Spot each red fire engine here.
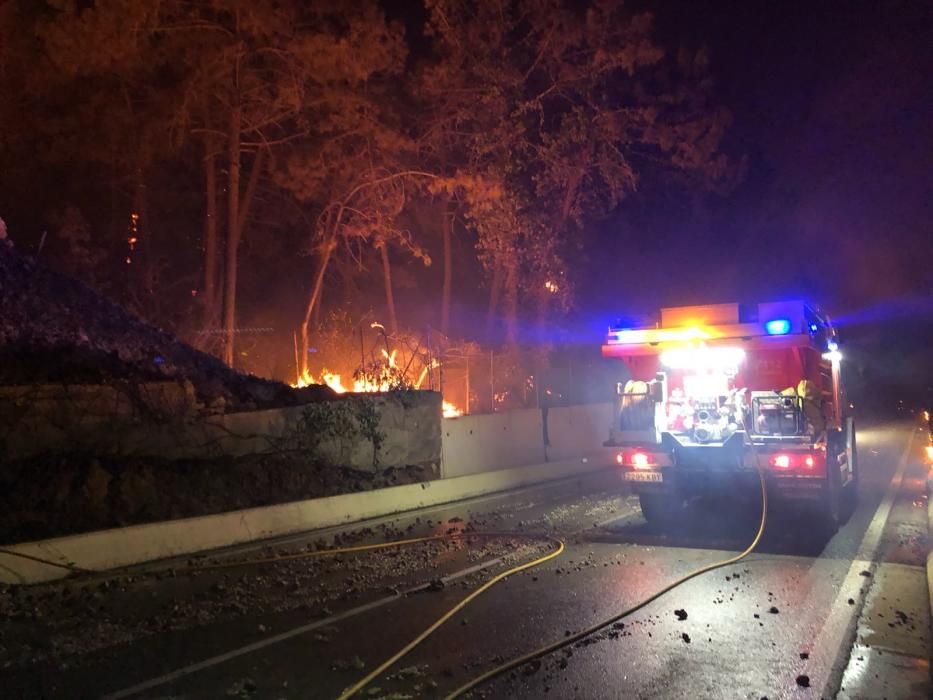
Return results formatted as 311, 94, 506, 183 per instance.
602, 301, 857, 527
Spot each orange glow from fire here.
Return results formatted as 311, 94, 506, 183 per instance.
293, 348, 463, 417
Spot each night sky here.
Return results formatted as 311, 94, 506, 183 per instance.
574, 1, 933, 407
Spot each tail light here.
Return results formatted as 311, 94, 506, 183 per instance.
631, 452, 651, 469
772, 454, 792, 469
617, 451, 654, 468
769, 451, 824, 473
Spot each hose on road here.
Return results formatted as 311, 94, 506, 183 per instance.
2, 467, 766, 700
443, 466, 768, 699
0, 529, 544, 579
336, 535, 565, 700
184, 530, 558, 575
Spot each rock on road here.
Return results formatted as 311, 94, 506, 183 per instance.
1, 423, 929, 699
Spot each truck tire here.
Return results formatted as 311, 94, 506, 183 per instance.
819, 429, 850, 531
822, 466, 842, 532
840, 422, 858, 522
639, 492, 685, 526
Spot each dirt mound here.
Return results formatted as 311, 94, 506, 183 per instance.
0, 243, 333, 412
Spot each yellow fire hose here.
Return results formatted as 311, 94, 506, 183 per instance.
0, 466, 767, 700
335, 536, 565, 700
442, 467, 768, 699
336, 465, 767, 699
0, 530, 540, 578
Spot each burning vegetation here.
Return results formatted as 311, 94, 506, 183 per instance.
294, 337, 463, 418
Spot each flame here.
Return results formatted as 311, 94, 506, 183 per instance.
292, 346, 463, 417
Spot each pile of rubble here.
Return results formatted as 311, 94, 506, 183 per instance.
0, 243, 333, 413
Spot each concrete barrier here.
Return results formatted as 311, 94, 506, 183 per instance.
545, 403, 614, 462
441, 402, 612, 478
0, 451, 616, 584
441, 407, 544, 478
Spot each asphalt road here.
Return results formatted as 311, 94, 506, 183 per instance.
1, 422, 929, 699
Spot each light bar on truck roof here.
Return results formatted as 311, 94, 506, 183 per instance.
765, 318, 792, 335
612, 326, 710, 344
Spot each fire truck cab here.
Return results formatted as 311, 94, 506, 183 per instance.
602, 301, 857, 528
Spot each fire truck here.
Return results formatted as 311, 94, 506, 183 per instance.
602, 301, 857, 528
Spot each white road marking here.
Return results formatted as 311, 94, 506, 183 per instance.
793, 429, 916, 699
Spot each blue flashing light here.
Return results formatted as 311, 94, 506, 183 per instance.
809, 322, 819, 333
827, 340, 839, 351
765, 318, 792, 336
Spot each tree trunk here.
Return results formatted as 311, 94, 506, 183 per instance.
441, 204, 453, 337
202, 136, 219, 333
299, 234, 336, 378
503, 260, 519, 348
312, 278, 323, 329
535, 284, 549, 346
535, 166, 583, 346
380, 242, 399, 336
486, 262, 503, 342
222, 104, 241, 367
238, 146, 264, 235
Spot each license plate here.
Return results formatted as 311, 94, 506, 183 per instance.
624, 471, 663, 482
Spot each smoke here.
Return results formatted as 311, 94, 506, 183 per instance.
831, 294, 933, 327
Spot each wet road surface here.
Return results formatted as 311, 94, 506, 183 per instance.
1, 423, 929, 699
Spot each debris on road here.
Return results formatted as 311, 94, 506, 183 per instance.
522, 659, 542, 675
674, 609, 688, 621
226, 678, 257, 696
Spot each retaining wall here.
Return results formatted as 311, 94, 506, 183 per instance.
0, 384, 440, 474
0, 388, 443, 544
0, 399, 616, 583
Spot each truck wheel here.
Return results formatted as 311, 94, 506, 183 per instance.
822, 470, 842, 532
840, 425, 858, 522
820, 430, 847, 531
639, 492, 685, 526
